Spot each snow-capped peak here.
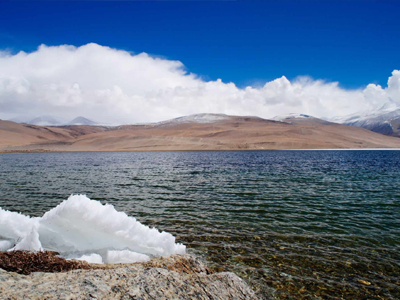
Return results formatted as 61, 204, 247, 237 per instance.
67, 116, 97, 126
378, 100, 398, 112
330, 102, 400, 136
331, 102, 400, 125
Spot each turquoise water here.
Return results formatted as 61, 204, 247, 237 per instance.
0, 150, 399, 299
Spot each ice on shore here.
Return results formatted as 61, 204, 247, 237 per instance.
0, 195, 185, 263
72, 253, 103, 264
105, 250, 150, 264
0, 240, 14, 251
0, 206, 38, 243
65, 249, 150, 264
14, 225, 42, 252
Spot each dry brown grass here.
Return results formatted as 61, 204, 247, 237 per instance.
0, 251, 92, 275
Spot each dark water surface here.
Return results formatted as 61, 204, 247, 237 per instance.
0, 150, 399, 299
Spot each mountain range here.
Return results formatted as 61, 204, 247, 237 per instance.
2, 112, 400, 152
9, 101, 400, 139
9, 116, 98, 127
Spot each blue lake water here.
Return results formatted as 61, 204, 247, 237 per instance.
0, 150, 399, 299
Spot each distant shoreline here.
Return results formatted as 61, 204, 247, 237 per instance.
2, 147, 400, 154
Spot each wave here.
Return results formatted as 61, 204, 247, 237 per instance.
0, 195, 185, 264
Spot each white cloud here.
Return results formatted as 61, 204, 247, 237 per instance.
0, 43, 398, 125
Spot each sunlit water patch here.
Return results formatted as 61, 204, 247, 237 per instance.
0, 150, 399, 299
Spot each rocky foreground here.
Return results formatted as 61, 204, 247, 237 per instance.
0, 252, 259, 300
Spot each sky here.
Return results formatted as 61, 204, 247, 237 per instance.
0, 0, 399, 125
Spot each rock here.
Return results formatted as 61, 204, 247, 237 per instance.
0, 254, 260, 299
357, 279, 372, 286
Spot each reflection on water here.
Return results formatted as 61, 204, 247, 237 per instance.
0, 150, 399, 299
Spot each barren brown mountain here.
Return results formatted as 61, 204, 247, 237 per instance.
1, 114, 400, 152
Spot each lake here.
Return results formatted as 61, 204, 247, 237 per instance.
0, 150, 399, 299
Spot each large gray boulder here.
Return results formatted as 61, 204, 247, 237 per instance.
0, 254, 259, 300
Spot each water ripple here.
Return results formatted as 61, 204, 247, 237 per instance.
0, 150, 400, 299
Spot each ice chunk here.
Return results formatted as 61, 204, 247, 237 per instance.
13, 225, 42, 251
0, 206, 36, 242
74, 253, 103, 264
0, 240, 14, 251
0, 195, 185, 261
105, 250, 150, 264
38, 195, 185, 256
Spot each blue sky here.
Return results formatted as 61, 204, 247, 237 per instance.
0, 1, 399, 124
0, 0, 399, 89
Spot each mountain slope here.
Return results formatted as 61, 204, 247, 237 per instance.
0, 120, 106, 150
331, 103, 400, 137
28, 116, 62, 126
9, 116, 32, 124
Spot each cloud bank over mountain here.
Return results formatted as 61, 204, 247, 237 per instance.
0, 43, 399, 125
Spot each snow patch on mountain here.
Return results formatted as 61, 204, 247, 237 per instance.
155, 113, 231, 126
272, 113, 313, 121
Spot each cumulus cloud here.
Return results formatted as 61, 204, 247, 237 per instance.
0, 43, 398, 125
